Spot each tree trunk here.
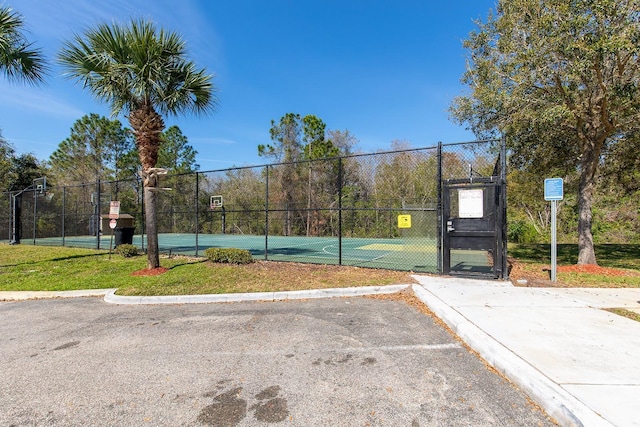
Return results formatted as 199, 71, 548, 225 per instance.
143, 183, 160, 269
129, 104, 165, 269
577, 150, 598, 265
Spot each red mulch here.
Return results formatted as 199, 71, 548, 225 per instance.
131, 267, 169, 276
557, 264, 634, 277
509, 256, 640, 287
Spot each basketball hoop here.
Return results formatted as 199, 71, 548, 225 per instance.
210, 195, 223, 210
33, 177, 47, 196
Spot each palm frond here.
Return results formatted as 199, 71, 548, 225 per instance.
58, 18, 216, 117
0, 6, 47, 85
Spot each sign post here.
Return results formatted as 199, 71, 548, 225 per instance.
544, 178, 563, 282
108, 201, 120, 259
108, 218, 118, 259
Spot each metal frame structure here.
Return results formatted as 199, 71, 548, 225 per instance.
9, 177, 47, 245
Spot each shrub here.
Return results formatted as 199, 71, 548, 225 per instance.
114, 244, 139, 258
507, 219, 540, 244
204, 247, 253, 264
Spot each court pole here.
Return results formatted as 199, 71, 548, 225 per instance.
437, 142, 443, 274
95, 179, 101, 250
264, 165, 269, 261
195, 172, 200, 257
62, 187, 66, 246
338, 158, 343, 265
33, 187, 37, 245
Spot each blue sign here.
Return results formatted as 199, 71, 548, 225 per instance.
544, 178, 564, 201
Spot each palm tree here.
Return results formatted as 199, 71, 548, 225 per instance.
0, 6, 47, 84
59, 19, 216, 269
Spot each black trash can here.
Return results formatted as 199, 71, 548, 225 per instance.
114, 227, 135, 246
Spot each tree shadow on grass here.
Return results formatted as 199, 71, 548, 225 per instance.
1, 252, 109, 268
509, 243, 640, 270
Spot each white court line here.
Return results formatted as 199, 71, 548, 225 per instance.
322, 243, 392, 263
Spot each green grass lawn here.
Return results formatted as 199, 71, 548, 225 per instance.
2, 243, 640, 295
0, 244, 413, 295
508, 243, 640, 270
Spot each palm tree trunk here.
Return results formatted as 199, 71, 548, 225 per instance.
129, 104, 165, 269
143, 183, 160, 269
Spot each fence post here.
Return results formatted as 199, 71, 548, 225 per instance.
437, 141, 443, 274
95, 179, 101, 249
62, 187, 66, 246
32, 187, 37, 245
7, 193, 11, 241
264, 165, 269, 261
338, 157, 343, 265
500, 135, 508, 279
195, 172, 200, 257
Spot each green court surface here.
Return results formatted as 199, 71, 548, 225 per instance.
28, 233, 492, 274
32, 233, 441, 272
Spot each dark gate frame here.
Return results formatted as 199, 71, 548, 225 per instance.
438, 138, 508, 279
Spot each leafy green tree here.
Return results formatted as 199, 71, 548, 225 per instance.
374, 140, 438, 209
59, 19, 216, 269
0, 133, 45, 192
8, 152, 43, 191
0, 133, 13, 192
203, 167, 265, 235
259, 112, 304, 165
450, 0, 640, 264
157, 125, 199, 173
302, 115, 336, 159
49, 114, 132, 185
599, 131, 640, 195
0, 6, 46, 84
259, 113, 341, 236
155, 126, 199, 233
260, 113, 304, 235
301, 115, 339, 236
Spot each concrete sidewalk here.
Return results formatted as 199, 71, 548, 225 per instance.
412, 275, 640, 427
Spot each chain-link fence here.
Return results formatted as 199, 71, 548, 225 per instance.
0, 139, 504, 273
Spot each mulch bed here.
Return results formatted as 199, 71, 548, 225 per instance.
508, 257, 640, 287
557, 264, 638, 277
131, 267, 169, 276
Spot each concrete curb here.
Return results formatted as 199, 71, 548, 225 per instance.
103, 284, 411, 305
411, 283, 612, 427
0, 289, 116, 301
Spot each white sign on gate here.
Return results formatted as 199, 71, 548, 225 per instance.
458, 189, 484, 218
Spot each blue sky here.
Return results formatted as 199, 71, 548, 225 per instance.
0, 0, 496, 171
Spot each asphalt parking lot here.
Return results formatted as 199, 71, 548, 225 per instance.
0, 296, 555, 426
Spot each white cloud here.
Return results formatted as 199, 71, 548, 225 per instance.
0, 85, 85, 119
16, 0, 224, 71
191, 137, 237, 145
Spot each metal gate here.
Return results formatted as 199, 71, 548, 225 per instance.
442, 179, 506, 278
